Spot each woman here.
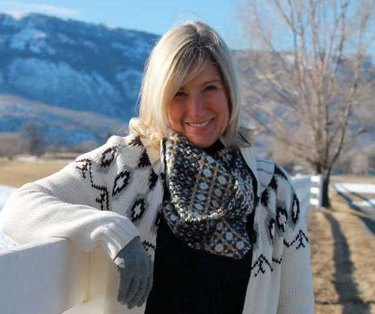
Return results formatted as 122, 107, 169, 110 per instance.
0, 21, 314, 313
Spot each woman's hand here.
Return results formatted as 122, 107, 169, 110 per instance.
114, 237, 153, 309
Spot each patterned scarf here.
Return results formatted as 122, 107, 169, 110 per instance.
162, 134, 255, 259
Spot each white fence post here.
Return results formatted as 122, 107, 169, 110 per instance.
291, 174, 322, 221
310, 175, 322, 210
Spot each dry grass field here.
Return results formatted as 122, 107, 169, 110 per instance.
0, 158, 374, 313
0, 156, 73, 187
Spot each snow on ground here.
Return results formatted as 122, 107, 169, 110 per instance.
0, 185, 17, 212
334, 183, 375, 210
0, 185, 18, 252
352, 200, 375, 208
335, 183, 375, 194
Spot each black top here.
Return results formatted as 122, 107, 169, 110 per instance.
145, 141, 254, 314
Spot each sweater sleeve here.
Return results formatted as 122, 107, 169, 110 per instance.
276, 169, 315, 314
0, 156, 140, 260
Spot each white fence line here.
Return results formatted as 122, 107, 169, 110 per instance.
292, 175, 322, 218
0, 175, 322, 314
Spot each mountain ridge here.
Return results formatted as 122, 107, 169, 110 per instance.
0, 13, 158, 149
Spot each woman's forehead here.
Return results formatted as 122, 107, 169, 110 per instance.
180, 62, 222, 87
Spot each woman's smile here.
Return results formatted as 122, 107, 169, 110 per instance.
185, 119, 212, 128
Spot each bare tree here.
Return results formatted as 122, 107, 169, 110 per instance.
237, 0, 375, 207
21, 122, 46, 157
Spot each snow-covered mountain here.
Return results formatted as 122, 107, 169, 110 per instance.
0, 13, 158, 148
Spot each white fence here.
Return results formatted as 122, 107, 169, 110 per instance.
0, 239, 90, 314
0, 175, 322, 314
291, 175, 322, 220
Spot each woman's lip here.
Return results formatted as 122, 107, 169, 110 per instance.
185, 119, 212, 128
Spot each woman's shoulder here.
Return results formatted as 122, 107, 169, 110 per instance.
255, 157, 291, 183
238, 146, 294, 196
74, 134, 148, 163
255, 157, 296, 202
73, 134, 161, 175
255, 158, 301, 229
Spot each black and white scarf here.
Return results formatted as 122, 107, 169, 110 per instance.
162, 134, 255, 259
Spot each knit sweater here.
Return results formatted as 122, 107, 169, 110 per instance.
0, 134, 314, 314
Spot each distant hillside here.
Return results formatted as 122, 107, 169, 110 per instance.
0, 93, 126, 147
0, 13, 158, 148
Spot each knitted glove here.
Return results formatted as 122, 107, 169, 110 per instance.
114, 236, 153, 309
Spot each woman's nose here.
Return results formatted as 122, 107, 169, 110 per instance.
187, 94, 205, 117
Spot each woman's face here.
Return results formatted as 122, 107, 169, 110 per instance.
167, 62, 230, 148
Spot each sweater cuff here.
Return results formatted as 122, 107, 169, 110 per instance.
91, 217, 140, 260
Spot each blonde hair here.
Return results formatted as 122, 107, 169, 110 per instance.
129, 21, 242, 148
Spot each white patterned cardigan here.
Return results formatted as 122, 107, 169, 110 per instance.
0, 134, 314, 314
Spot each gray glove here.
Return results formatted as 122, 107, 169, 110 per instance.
114, 236, 153, 309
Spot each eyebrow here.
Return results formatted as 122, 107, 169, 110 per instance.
179, 78, 222, 90
202, 79, 222, 85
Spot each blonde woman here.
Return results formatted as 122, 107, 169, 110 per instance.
0, 21, 314, 313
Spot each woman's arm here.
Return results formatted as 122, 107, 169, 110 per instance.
0, 155, 139, 260
276, 170, 315, 313
277, 220, 314, 313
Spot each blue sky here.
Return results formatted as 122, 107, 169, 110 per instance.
0, 0, 247, 49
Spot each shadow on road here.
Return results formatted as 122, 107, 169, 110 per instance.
336, 190, 375, 235
325, 212, 371, 314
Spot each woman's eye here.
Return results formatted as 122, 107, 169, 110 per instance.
174, 91, 187, 97
204, 85, 218, 92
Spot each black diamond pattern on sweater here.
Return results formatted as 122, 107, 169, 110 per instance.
138, 150, 151, 168
101, 147, 117, 168
113, 170, 131, 196
291, 194, 300, 224
130, 198, 146, 222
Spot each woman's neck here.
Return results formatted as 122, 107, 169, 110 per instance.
202, 140, 224, 156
